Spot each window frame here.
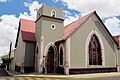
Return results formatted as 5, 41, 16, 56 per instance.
51, 10, 56, 17
88, 34, 102, 65
51, 24, 56, 29
59, 44, 64, 67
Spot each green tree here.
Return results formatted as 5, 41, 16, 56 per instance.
2, 55, 9, 64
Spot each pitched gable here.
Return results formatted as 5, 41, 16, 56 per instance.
20, 19, 36, 42
57, 11, 94, 41
94, 12, 119, 46
15, 19, 35, 48
57, 11, 119, 46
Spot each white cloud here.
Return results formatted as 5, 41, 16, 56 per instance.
0, 0, 120, 57
53, 0, 59, 3
0, 0, 11, 2
105, 17, 120, 36
64, 15, 79, 26
56, 0, 120, 36
0, 0, 7, 2
0, 15, 19, 56
0, 47, 9, 57
63, 10, 72, 18
0, 1, 42, 57
20, 1, 42, 21
63, 10, 80, 26
24, 2, 30, 7
59, 0, 120, 18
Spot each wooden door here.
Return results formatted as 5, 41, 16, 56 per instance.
47, 47, 54, 73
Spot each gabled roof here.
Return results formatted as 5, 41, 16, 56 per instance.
57, 11, 119, 46
15, 19, 35, 47
15, 11, 119, 47
57, 11, 94, 41
20, 19, 35, 42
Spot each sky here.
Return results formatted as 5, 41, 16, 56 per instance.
0, 0, 120, 57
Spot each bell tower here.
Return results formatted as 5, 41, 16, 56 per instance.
35, 4, 64, 73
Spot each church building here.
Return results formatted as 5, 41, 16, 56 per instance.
11, 4, 120, 75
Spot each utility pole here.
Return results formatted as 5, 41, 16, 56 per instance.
7, 42, 12, 71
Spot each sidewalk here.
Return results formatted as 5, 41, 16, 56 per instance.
8, 70, 120, 79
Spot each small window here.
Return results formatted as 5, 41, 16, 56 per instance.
51, 10, 56, 17
37, 26, 39, 30
51, 24, 56, 29
38, 12, 41, 16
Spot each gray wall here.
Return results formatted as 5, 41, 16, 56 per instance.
14, 31, 26, 67
35, 17, 42, 42
25, 42, 36, 67
118, 49, 120, 71
42, 17, 63, 49
37, 4, 63, 19
35, 4, 64, 73
70, 13, 116, 68
36, 4, 64, 48
36, 4, 64, 55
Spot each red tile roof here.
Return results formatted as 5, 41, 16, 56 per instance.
58, 11, 94, 41
16, 11, 119, 47
20, 19, 35, 42
56, 11, 119, 46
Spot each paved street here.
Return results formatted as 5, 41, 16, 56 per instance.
0, 76, 120, 80
77, 76, 120, 80
0, 68, 10, 76
0, 70, 120, 80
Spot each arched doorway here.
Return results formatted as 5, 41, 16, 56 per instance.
89, 34, 102, 65
46, 46, 55, 73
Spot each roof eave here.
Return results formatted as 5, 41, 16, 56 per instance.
94, 12, 119, 46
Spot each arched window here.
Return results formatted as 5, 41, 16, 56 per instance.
51, 10, 56, 17
60, 47, 63, 65
89, 34, 102, 65
36, 47, 38, 53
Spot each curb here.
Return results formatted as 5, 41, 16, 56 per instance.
70, 73, 120, 79
4, 68, 13, 76
15, 75, 68, 79
15, 73, 120, 79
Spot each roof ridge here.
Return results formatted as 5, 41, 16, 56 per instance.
64, 11, 95, 28
20, 18, 35, 22
66, 12, 93, 39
